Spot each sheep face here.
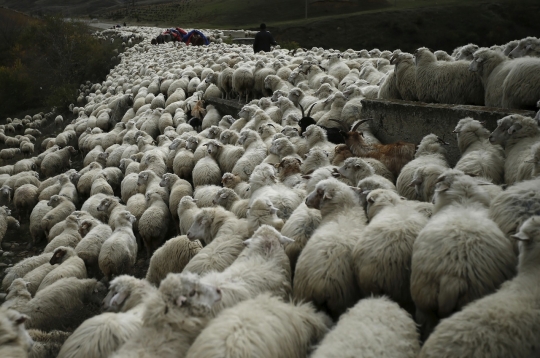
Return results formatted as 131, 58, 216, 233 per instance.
206, 140, 222, 156
277, 157, 302, 175
186, 211, 212, 244
244, 225, 293, 253
47, 195, 66, 207
97, 197, 114, 212
221, 173, 240, 188
512, 216, 540, 259
213, 188, 236, 207
365, 189, 401, 221
432, 170, 490, 212
0, 186, 13, 201
186, 137, 199, 152
207, 126, 222, 140
179, 196, 198, 210
338, 158, 374, 182
247, 198, 279, 218
160, 273, 221, 317
50, 247, 71, 265
489, 115, 537, 146
0, 308, 33, 352
102, 275, 134, 312
78, 220, 94, 237
137, 172, 150, 186
115, 210, 136, 227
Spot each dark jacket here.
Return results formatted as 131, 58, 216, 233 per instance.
253, 30, 277, 53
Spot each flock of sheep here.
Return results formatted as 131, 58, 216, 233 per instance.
0, 25, 540, 358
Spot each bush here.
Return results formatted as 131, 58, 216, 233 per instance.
0, 14, 121, 119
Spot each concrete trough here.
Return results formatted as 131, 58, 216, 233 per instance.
360, 99, 536, 166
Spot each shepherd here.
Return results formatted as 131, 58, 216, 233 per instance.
253, 23, 277, 53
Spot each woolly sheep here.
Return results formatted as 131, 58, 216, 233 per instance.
184, 206, 249, 274
419, 215, 540, 358
40, 146, 77, 178
231, 129, 267, 180
294, 178, 366, 319
396, 134, 449, 200
112, 272, 222, 358
411, 172, 517, 340
311, 297, 420, 358
489, 114, 540, 185
146, 235, 202, 286
500, 56, 540, 109
27, 329, 71, 358
415, 47, 484, 105
353, 189, 428, 312
453, 117, 505, 184
43, 213, 82, 253
159, 173, 193, 232
37, 246, 87, 293
75, 218, 112, 274
41, 195, 76, 238
213, 187, 249, 218
186, 294, 330, 358
489, 177, 540, 238
139, 191, 171, 257
98, 211, 138, 282
221, 172, 250, 199
192, 151, 222, 188
2, 253, 53, 291
20, 277, 107, 331
0, 307, 33, 358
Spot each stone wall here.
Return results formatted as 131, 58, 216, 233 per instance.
360, 99, 536, 166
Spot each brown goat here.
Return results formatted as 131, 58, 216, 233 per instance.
333, 119, 416, 177
332, 144, 354, 166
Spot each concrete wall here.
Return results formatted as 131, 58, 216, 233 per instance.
360, 99, 536, 166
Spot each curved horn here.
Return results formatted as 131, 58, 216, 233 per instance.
299, 103, 305, 118
306, 102, 317, 118
329, 119, 348, 132
351, 118, 371, 132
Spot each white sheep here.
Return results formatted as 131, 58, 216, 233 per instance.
294, 178, 366, 319
98, 211, 138, 282
185, 294, 330, 358
0, 307, 33, 358
419, 215, 540, 358
489, 177, 540, 238
311, 297, 420, 358
353, 189, 428, 312
453, 117, 505, 184
396, 134, 449, 200
411, 171, 517, 340
184, 206, 249, 274
112, 272, 222, 358
232, 65, 254, 103
415, 47, 484, 105
20, 277, 107, 331
146, 235, 202, 286
58, 276, 155, 358
37, 246, 87, 293
489, 114, 540, 185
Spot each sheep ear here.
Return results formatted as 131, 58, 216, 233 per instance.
435, 183, 450, 192
220, 194, 227, 199
508, 123, 522, 134
243, 238, 253, 246
110, 290, 129, 307
323, 192, 333, 200
279, 236, 295, 245
511, 232, 530, 241
176, 295, 187, 306
409, 177, 422, 187
14, 313, 28, 325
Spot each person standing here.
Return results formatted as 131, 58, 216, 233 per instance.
253, 23, 277, 53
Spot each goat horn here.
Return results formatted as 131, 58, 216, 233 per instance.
351, 118, 371, 132
299, 103, 305, 118
306, 102, 317, 117
329, 119, 348, 132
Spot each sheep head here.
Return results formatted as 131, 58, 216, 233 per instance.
243, 225, 292, 255
50, 246, 74, 265
365, 189, 402, 221
338, 157, 374, 182
489, 114, 540, 146
159, 272, 221, 317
